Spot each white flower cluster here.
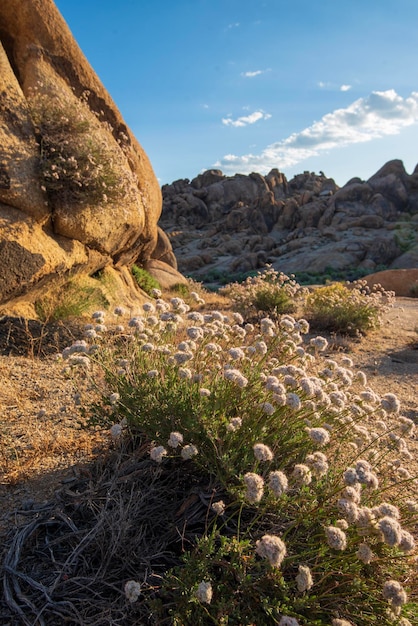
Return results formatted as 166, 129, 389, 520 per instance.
255, 534, 287, 568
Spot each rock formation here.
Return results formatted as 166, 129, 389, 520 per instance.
159, 160, 418, 290
0, 0, 181, 315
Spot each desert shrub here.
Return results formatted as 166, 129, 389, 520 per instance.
131, 265, 161, 296
45, 300, 416, 625
220, 265, 305, 317
28, 88, 133, 205
305, 281, 395, 336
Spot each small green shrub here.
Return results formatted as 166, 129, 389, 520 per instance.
169, 282, 190, 297
305, 281, 394, 336
131, 265, 161, 296
220, 265, 304, 317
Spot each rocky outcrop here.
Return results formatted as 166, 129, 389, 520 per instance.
159, 160, 418, 285
0, 0, 175, 314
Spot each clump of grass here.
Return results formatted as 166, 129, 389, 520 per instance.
220, 265, 305, 317
34, 277, 109, 322
28, 87, 133, 206
131, 265, 161, 296
305, 281, 395, 336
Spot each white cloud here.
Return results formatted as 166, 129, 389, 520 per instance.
215, 90, 418, 173
226, 22, 240, 29
222, 110, 272, 128
340, 84, 352, 91
241, 69, 271, 78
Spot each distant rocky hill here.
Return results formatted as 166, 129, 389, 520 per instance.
159, 160, 418, 286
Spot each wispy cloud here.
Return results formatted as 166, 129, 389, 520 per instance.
241, 68, 271, 78
226, 22, 240, 30
222, 110, 272, 128
215, 90, 418, 173
340, 84, 352, 91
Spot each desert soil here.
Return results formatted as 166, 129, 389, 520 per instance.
0, 298, 417, 542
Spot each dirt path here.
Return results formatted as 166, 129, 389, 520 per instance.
348, 297, 418, 422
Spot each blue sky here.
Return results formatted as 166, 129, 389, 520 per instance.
55, 0, 418, 186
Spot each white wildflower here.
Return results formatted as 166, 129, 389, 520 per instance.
292, 464, 312, 486
253, 443, 274, 462
211, 500, 226, 515
168, 432, 183, 448
255, 340, 268, 355
325, 526, 347, 551
150, 445, 167, 463
378, 516, 402, 546
187, 326, 204, 340
295, 564, 314, 592
268, 470, 288, 497
337, 499, 359, 523
399, 529, 415, 553
305, 451, 329, 478
232, 312, 244, 324
110, 423, 123, 438
374, 503, 400, 519
243, 472, 264, 503
178, 367, 192, 379
381, 393, 400, 414
181, 444, 198, 460
228, 347, 245, 360
306, 427, 330, 446
356, 542, 373, 564
279, 617, 300, 626
124, 580, 141, 603
286, 393, 301, 410
382, 579, 407, 607
199, 387, 211, 397
255, 534, 287, 567
109, 392, 120, 404
310, 336, 328, 351
335, 519, 349, 530
196, 581, 213, 604
260, 402, 275, 415
226, 416, 242, 432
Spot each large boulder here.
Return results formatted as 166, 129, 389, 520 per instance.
0, 0, 176, 314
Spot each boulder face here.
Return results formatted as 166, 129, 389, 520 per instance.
0, 0, 175, 313
159, 160, 418, 287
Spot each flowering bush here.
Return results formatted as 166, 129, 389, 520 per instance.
305, 281, 395, 336
29, 87, 133, 205
220, 265, 305, 317
60, 295, 418, 625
